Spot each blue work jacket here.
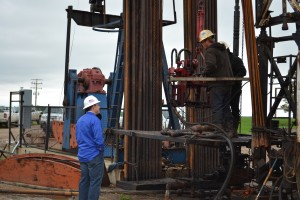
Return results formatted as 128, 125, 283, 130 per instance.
76, 112, 104, 162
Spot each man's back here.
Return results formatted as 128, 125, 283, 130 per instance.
228, 51, 246, 78
204, 42, 234, 87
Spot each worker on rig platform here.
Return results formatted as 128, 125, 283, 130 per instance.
199, 29, 236, 138
219, 41, 247, 135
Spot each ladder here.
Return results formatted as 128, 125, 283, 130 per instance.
107, 29, 125, 128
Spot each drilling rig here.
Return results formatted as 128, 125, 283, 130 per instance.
1, 1, 300, 199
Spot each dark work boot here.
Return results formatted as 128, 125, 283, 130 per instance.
213, 124, 224, 134
224, 121, 238, 138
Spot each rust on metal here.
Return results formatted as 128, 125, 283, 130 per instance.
0, 153, 111, 189
241, 0, 268, 148
52, 121, 77, 148
70, 123, 77, 148
0, 153, 80, 189
52, 121, 64, 145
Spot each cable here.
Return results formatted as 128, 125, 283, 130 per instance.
269, 175, 283, 200
92, 20, 121, 33
162, 121, 236, 199
283, 144, 297, 184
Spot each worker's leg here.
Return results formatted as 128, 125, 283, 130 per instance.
223, 86, 236, 137
79, 162, 90, 200
230, 83, 242, 131
210, 86, 225, 126
88, 153, 104, 200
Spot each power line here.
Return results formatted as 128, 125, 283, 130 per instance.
31, 79, 43, 106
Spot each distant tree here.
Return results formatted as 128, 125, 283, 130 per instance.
280, 98, 290, 113
280, 79, 296, 113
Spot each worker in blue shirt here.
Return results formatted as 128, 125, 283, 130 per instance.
76, 95, 104, 200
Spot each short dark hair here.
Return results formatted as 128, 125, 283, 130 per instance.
85, 104, 93, 112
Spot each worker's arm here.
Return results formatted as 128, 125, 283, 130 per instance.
92, 117, 104, 151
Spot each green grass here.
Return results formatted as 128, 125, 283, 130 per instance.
239, 116, 252, 134
238, 116, 295, 134
119, 194, 131, 200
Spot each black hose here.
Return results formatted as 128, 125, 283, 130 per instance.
190, 122, 235, 200
177, 49, 192, 65
171, 48, 178, 67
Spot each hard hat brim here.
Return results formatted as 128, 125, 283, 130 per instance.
83, 100, 100, 110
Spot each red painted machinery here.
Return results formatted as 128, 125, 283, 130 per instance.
77, 67, 106, 93
168, 48, 206, 107
168, 0, 207, 108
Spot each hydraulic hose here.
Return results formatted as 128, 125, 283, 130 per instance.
177, 48, 192, 65
187, 122, 236, 200
171, 48, 178, 67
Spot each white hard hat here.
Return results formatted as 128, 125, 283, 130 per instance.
218, 41, 229, 49
199, 29, 215, 43
83, 95, 100, 109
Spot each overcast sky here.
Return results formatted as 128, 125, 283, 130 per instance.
0, 0, 297, 116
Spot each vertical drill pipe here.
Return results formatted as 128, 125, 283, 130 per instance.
204, 0, 218, 38
233, 0, 240, 56
123, 0, 130, 180
124, 0, 162, 181
241, 0, 268, 148
184, 0, 217, 178
297, 52, 300, 142
131, 135, 136, 180
183, 0, 198, 125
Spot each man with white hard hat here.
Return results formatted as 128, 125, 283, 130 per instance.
76, 95, 104, 200
199, 30, 235, 138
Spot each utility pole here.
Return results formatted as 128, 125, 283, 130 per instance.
31, 79, 43, 106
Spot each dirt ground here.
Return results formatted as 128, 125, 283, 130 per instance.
0, 183, 169, 200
